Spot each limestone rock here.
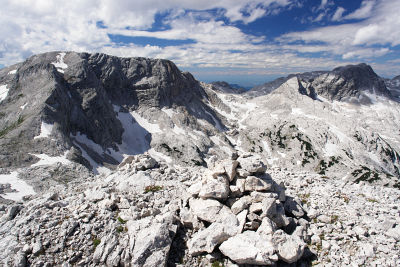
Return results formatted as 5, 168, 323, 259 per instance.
219, 231, 277, 265
199, 174, 230, 200
272, 230, 305, 263
284, 197, 305, 218
238, 156, 267, 175
244, 176, 272, 192
231, 196, 252, 215
188, 222, 236, 255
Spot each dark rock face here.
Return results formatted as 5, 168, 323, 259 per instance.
385, 75, 400, 100
247, 63, 391, 102
0, 52, 218, 169
312, 63, 390, 101
210, 81, 246, 94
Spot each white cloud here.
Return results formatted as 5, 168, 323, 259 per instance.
331, 7, 346, 21
343, 0, 376, 20
318, 0, 329, 10
279, 0, 400, 57
0, 0, 291, 65
0, 0, 398, 80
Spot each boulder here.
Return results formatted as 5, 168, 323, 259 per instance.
244, 176, 272, 192
189, 198, 223, 222
257, 217, 277, 237
199, 175, 230, 200
272, 230, 305, 263
189, 198, 238, 226
284, 197, 305, 218
219, 231, 277, 265
188, 222, 237, 255
237, 156, 267, 175
231, 196, 252, 215
222, 160, 239, 181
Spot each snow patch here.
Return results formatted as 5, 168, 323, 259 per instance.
0, 84, 9, 102
71, 135, 111, 175
34, 121, 54, 139
51, 52, 68, 73
130, 111, 161, 134
204, 109, 224, 131
148, 148, 172, 164
8, 69, 17, 75
324, 143, 338, 157
0, 171, 35, 201
277, 151, 286, 158
115, 108, 151, 156
31, 151, 72, 167
20, 103, 27, 110
163, 108, 176, 118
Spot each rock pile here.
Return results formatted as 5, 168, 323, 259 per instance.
182, 154, 309, 265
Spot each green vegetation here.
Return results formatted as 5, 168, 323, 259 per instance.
211, 261, 225, 267
331, 215, 339, 223
317, 156, 341, 175
116, 225, 127, 233
117, 217, 127, 224
367, 198, 378, 203
0, 115, 24, 138
144, 185, 163, 193
352, 166, 381, 183
299, 193, 310, 205
93, 238, 101, 248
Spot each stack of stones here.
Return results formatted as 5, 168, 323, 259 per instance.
181, 154, 309, 265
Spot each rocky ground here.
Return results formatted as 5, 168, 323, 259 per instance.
0, 153, 312, 267
270, 168, 400, 266
1, 153, 398, 266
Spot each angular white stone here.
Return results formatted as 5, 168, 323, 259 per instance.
244, 176, 272, 192
272, 230, 305, 263
188, 222, 237, 255
237, 156, 267, 175
219, 231, 277, 265
199, 174, 230, 200
231, 196, 252, 215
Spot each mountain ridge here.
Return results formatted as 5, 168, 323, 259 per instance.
0, 52, 400, 266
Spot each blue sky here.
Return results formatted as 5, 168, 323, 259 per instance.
1, 0, 400, 87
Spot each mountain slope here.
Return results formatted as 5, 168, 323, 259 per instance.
0, 52, 400, 266
0, 52, 232, 176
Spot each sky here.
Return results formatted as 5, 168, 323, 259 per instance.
0, 0, 400, 87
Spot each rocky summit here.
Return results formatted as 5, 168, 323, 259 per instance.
0, 52, 400, 266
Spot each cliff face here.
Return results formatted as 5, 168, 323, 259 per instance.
0, 52, 224, 171
247, 63, 392, 102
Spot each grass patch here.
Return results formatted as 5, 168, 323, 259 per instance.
367, 198, 378, 203
211, 261, 225, 267
299, 193, 310, 205
116, 225, 127, 233
0, 115, 24, 138
117, 217, 127, 224
144, 185, 163, 193
93, 238, 101, 248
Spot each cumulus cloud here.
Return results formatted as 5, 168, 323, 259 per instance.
279, 0, 400, 60
0, 0, 398, 79
0, 0, 291, 65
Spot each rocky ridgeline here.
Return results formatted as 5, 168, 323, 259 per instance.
179, 154, 310, 266
0, 153, 313, 266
